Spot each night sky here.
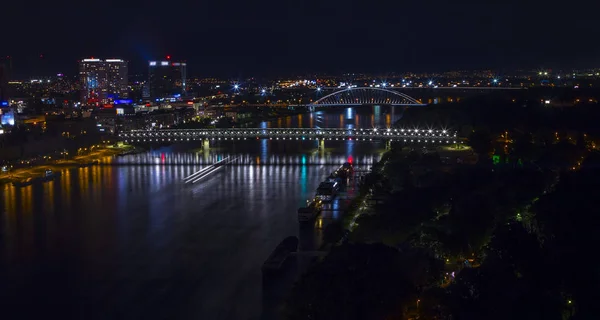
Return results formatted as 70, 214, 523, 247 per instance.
4, 1, 600, 78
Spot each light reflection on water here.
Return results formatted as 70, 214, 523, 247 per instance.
0, 142, 383, 319
0, 108, 412, 318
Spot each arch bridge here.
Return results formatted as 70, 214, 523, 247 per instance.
308, 87, 427, 107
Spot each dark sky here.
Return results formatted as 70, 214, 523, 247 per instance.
3, 0, 600, 78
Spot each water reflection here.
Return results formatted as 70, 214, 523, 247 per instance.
262, 106, 405, 131
0, 145, 382, 319
0, 108, 396, 319
111, 150, 378, 166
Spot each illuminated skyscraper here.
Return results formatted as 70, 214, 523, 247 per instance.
79, 58, 128, 105
148, 60, 187, 99
105, 59, 128, 100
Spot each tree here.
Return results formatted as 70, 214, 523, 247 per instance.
284, 243, 440, 320
468, 130, 494, 160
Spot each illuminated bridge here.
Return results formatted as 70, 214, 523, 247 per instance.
308, 87, 427, 107
120, 128, 458, 144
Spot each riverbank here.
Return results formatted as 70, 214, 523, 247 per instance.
0, 144, 140, 186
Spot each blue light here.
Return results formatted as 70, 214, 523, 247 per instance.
0, 101, 8, 107
1, 112, 14, 125
493, 79, 498, 83
114, 99, 133, 105
234, 84, 239, 89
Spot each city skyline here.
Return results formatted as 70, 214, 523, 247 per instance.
4, 1, 600, 78
4, 55, 600, 81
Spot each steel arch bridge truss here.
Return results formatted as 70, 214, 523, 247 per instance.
310, 87, 426, 107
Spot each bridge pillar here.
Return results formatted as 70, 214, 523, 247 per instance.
202, 139, 210, 150
385, 140, 392, 150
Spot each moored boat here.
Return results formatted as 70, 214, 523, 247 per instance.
298, 199, 323, 223
262, 236, 299, 274
40, 169, 61, 182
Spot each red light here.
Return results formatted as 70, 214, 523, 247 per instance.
347, 155, 353, 164
187, 101, 194, 105
166, 55, 171, 60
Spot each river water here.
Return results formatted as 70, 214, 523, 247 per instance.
0, 108, 400, 319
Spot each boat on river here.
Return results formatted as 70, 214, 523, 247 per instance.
316, 181, 339, 202
298, 199, 323, 223
40, 169, 61, 182
262, 236, 299, 274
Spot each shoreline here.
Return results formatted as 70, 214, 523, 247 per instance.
0, 145, 141, 186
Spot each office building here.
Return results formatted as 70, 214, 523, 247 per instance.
148, 60, 187, 100
79, 58, 128, 105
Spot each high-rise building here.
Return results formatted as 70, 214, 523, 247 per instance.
79, 58, 128, 105
0, 56, 11, 103
105, 59, 128, 100
148, 60, 187, 100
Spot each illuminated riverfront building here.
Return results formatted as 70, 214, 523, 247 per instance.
148, 59, 187, 100
79, 58, 128, 105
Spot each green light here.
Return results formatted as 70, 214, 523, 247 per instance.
492, 155, 500, 165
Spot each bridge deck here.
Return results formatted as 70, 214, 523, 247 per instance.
120, 128, 458, 143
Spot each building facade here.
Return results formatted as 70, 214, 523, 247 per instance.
79, 58, 128, 105
148, 60, 187, 100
